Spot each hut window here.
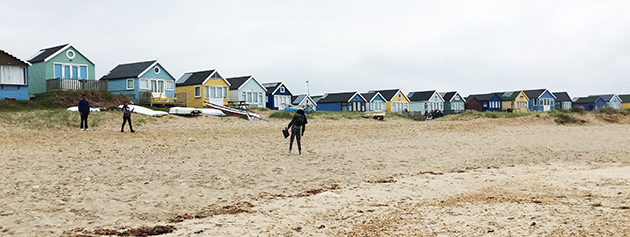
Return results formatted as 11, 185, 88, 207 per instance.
140, 79, 149, 89
280, 87, 285, 93
0, 65, 27, 85
194, 86, 201, 98
126, 79, 134, 90
154, 67, 160, 74
166, 81, 174, 90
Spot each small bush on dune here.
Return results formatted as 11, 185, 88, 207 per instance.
549, 110, 584, 125
594, 107, 618, 115
269, 111, 294, 119
569, 106, 586, 114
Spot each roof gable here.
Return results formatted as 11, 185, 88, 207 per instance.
361, 92, 385, 103
593, 94, 621, 103
27, 44, 95, 65
226, 75, 267, 91
407, 90, 440, 102
0, 49, 30, 66
176, 69, 229, 87
262, 82, 292, 96
523, 89, 556, 100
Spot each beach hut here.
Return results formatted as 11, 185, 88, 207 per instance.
100, 60, 177, 104
226, 75, 267, 108
368, 89, 409, 113
362, 92, 387, 111
495, 91, 529, 112
316, 91, 367, 112
523, 89, 556, 111
175, 69, 229, 107
552, 91, 572, 110
291, 94, 317, 110
467, 93, 502, 112
465, 96, 482, 111
0, 49, 30, 100
593, 94, 622, 110
407, 90, 444, 114
439, 91, 466, 114
26, 43, 98, 95
619, 94, 630, 109
572, 96, 606, 111
262, 82, 293, 110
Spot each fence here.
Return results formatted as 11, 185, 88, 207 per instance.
46, 78, 108, 92
139, 91, 187, 107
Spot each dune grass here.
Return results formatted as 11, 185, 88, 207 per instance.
436, 110, 535, 121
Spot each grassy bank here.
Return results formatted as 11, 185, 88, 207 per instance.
0, 109, 155, 130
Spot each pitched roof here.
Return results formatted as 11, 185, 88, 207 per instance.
439, 91, 464, 102
226, 76, 250, 90
262, 82, 291, 95
27, 44, 69, 63
552, 92, 571, 102
262, 82, 281, 95
467, 93, 498, 101
100, 60, 157, 80
407, 90, 437, 101
361, 93, 377, 102
176, 70, 215, 86
523, 89, 556, 99
368, 89, 399, 101
618, 94, 630, 102
493, 91, 521, 101
593, 94, 617, 102
574, 95, 601, 104
292, 94, 315, 105
318, 92, 363, 103
311, 95, 322, 103
0, 49, 30, 66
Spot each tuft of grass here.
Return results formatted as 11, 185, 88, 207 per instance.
594, 107, 618, 115
548, 110, 584, 125
269, 111, 294, 119
570, 106, 586, 114
0, 109, 155, 130
437, 110, 534, 121
309, 111, 364, 120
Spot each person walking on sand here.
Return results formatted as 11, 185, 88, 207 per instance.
78, 94, 90, 130
121, 101, 135, 133
286, 109, 307, 155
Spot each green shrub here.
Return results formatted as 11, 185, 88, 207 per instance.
594, 107, 617, 115
570, 106, 585, 114
269, 111, 294, 119
549, 110, 583, 125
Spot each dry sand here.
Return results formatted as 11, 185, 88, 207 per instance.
0, 112, 629, 236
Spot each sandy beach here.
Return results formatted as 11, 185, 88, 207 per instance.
1, 112, 629, 236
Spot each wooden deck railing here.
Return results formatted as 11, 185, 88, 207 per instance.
139, 91, 187, 107
46, 78, 108, 92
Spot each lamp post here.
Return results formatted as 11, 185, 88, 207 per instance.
306, 80, 310, 96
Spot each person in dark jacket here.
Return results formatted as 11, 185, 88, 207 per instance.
286, 109, 307, 155
121, 101, 135, 133
78, 94, 90, 130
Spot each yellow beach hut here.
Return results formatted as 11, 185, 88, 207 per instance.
619, 94, 630, 109
175, 69, 230, 108
495, 91, 529, 112
368, 89, 410, 113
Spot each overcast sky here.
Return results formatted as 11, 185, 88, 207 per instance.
2, 1, 629, 97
